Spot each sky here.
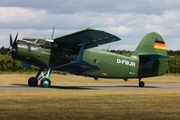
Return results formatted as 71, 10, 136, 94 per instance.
0, 0, 180, 51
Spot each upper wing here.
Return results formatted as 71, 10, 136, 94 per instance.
54, 28, 121, 49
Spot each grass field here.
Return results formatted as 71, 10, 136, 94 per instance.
0, 74, 180, 120
0, 73, 180, 85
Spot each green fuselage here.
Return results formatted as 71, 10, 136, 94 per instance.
82, 48, 139, 78
15, 40, 167, 80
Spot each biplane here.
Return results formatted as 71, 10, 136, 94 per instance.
9, 28, 169, 87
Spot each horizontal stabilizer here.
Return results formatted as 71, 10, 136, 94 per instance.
54, 61, 99, 75
139, 54, 170, 59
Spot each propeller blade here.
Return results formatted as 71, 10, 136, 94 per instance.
14, 32, 18, 41
9, 32, 19, 59
10, 34, 13, 47
12, 32, 18, 48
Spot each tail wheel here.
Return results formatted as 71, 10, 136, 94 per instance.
40, 78, 51, 88
28, 77, 38, 87
139, 81, 145, 87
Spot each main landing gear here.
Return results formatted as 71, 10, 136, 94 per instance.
138, 78, 145, 87
28, 68, 52, 88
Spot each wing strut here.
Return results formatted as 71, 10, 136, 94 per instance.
77, 37, 86, 61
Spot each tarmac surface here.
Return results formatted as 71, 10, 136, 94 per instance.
0, 84, 180, 90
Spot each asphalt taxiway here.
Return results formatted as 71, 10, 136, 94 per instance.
0, 84, 180, 90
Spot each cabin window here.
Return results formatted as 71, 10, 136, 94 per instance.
94, 59, 98, 63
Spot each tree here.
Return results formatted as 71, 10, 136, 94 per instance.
167, 56, 180, 74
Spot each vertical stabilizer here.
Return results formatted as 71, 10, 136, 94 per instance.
132, 32, 167, 56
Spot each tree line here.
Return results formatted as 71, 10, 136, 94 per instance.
0, 47, 180, 73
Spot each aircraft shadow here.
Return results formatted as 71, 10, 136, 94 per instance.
11, 84, 94, 90
117, 85, 160, 88
11, 84, 160, 90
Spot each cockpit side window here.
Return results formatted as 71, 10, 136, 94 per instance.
35, 39, 45, 45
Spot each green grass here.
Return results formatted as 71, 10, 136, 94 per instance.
0, 74, 180, 120
0, 90, 180, 120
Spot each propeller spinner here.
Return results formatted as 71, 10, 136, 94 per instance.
9, 33, 18, 59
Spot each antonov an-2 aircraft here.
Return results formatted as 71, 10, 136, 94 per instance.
9, 28, 169, 88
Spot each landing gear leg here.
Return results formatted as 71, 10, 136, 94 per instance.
40, 68, 52, 88
138, 78, 145, 87
28, 68, 52, 88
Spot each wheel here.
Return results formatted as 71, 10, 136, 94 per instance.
28, 77, 38, 87
139, 81, 145, 87
40, 78, 51, 88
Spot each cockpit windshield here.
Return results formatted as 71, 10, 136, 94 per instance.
34, 39, 58, 49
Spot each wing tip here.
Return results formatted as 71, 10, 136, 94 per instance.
87, 27, 104, 31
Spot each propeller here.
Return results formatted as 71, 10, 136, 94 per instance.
9, 33, 18, 59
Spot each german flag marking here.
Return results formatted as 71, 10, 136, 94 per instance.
154, 42, 166, 50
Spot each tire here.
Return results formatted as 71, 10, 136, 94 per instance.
139, 81, 145, 87
40, 78, 51, 88
28, 77, 38, 87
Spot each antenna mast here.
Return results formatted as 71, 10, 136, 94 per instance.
51, 26, 55, 39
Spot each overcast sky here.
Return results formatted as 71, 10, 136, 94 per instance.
0, 0, 180, 50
